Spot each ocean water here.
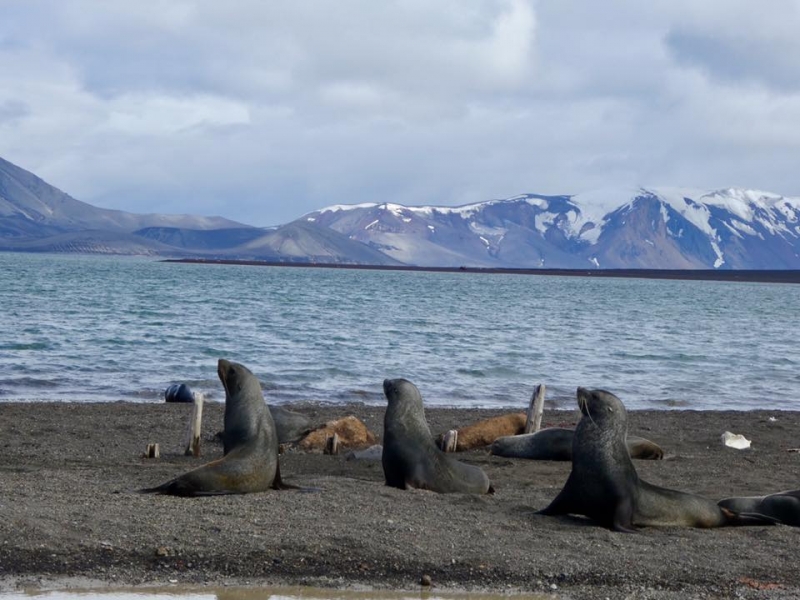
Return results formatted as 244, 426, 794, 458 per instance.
0, 252, 798, 410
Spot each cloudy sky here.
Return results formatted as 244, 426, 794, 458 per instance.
1, 1, 799, 226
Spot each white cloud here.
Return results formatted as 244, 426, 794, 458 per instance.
105, 94, 250, 135
0, 1, 799, 226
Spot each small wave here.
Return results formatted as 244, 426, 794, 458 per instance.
612, 351, 706, 364
652, 397, 692, 408
199, 347, 232, 357
456, 368, 486, 378
0, 342, 51, 351
769, 357, 797, 366
323, 388, 384, 404
126, 388, 167, 401
0, 377, 60, 388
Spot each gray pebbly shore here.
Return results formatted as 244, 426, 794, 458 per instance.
0, 401, 798, 600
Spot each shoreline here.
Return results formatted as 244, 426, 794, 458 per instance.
1, 402, 798, 599
163, 258, 800, 285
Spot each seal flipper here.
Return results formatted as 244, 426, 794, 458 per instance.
612, 496, 637, 533
719, 507, 779, 526
538, 484, 575, 516
139, 477, 238, 497
270, 461, 321, 492
271, 462, 296, 490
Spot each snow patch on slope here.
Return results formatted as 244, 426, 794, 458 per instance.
569, 187, 640, 243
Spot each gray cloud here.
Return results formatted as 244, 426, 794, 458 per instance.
0, 1, 798, 226
663, 1, 800, 92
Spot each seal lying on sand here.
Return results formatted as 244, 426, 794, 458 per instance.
435, 412, 527, 451
491, 427, 664, 461
268, 405, 313, 444
539, 388, 731, 531
718, 490, 800, 526
382, 378, 493, 494
142, 359, 282, 496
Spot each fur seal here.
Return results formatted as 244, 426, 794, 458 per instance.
491, 427, 664, 461
718, 490, 800, 526
382, 378, 493, 494
164, 383, 194, 403
268, 405, 313, 444
538, 388, 730, 531
297, 416, 377, 453
142, 359, 283, 496
435, 412, 526, 451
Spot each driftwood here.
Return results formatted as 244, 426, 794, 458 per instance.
441, 429, 458, 453
325, 432, 341, 455
183, 392, 204, 457
524, 384, 546, 434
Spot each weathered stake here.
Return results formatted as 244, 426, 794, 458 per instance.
183, 392, 204, 457
325, 432, 340, 455
441, 429, 458, 453
145, 443, 160, 459
524, 384, 546, 434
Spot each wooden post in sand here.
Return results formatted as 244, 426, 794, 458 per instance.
524, 384, 546, 434
145, 443, 160, 459
183, 392, 204, 457
325, 432, 341, 455
441, 429, 458, 453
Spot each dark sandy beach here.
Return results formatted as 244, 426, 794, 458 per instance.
0, 401, 798, 599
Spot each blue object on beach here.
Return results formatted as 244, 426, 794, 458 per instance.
164, 383, 194, 403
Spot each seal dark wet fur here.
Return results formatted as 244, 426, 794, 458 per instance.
538, 388, 730, 531
269, 405, 313, 444
490, 427, 663, 461
141, 359, 282, 496
382, 378, 493, 494
719, 490, 800, 526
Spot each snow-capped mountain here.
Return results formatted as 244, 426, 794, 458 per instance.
303, 187, 800, 269
3, 152, 799, 268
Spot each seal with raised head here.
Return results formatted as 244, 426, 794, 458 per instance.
490, 427, 664, 461
718, 490, 800, 526
141, 359, 282, 496
382, 378, 493, 494
538, 388, 730, 531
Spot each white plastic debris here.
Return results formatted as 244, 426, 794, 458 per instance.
721, 431, 751, 450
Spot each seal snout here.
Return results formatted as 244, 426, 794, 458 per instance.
383, 378, 397, 400
576, 387, 591, 416
218, 358, 234, 395
218, 358, 231, 377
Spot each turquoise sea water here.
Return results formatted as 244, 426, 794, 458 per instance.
0, 252, 798, 410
